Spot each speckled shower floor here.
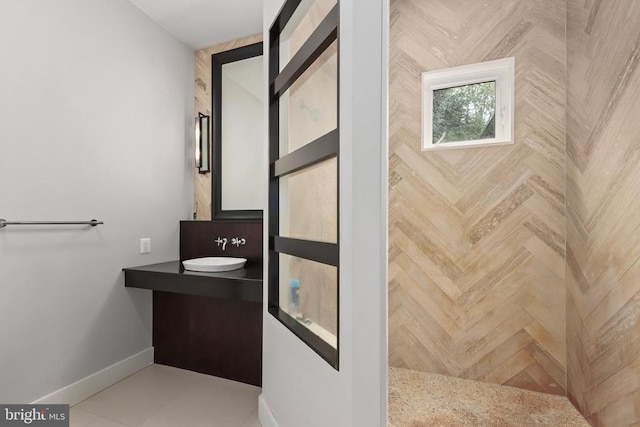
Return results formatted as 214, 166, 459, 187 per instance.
388, 367, 589, 427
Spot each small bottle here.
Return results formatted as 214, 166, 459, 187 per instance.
289, 278, 300, 315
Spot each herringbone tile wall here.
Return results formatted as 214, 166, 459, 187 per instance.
388, 0, 567, 394
194, 34, 262, 220
567, 1, 640, 425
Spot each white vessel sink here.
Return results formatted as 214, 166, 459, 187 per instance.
182, 257, 247, 272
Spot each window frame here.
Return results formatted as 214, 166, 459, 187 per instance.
268, 0, 340, 369
421, 57, 515, 151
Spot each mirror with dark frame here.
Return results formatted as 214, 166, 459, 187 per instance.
211, 42, 264, 221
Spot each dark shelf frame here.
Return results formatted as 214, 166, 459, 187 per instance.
274, 236, 339, 266
272, 6, 339, 98
268, 0, 340, 369
273, 129, 338, 177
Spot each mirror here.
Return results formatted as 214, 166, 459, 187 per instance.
212, 42, 264, 221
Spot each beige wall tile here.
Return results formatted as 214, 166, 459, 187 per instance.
388, 0, 567, 395
566, 1, 640, 424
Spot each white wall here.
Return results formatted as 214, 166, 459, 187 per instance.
0, 0, 194, 403
260, 0, 388, 425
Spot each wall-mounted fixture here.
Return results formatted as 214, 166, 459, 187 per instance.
299, 99, 322, 122
214, 236, 247, 251
196, 113, 210, 174
0, 218, 104, 228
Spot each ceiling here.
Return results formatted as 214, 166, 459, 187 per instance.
127, 0, 263, 50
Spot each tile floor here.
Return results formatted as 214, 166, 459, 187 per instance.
72, 363, 590, 426
70, 364, 261, 427
389, 367, 589, 427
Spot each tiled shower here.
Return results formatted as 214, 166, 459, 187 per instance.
388, 0, 640, 425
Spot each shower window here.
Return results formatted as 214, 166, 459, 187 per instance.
422, 58, 515, 150
268, 0, 339, 368
432, 81, 496, 144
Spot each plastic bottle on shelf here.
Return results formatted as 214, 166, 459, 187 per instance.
290, 278, 300, 315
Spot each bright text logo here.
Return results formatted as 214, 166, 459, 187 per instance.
0, 405, 68, 426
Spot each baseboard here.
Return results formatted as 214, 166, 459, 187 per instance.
32, 347, 154, 406
258, 394, 280, 427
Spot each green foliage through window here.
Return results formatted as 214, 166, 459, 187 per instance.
432, 81, 496, 144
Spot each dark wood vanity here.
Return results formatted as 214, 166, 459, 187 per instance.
123, 221, 263, 387
123, 40, 266, 388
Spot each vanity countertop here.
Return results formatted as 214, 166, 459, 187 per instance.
123, 261, 262, 302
